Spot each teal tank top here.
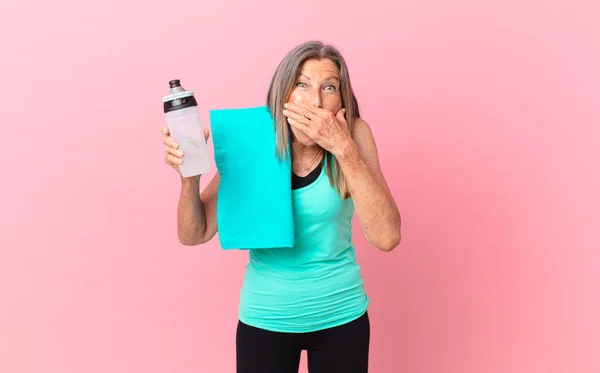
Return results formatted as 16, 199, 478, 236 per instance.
238, 163, 369, 333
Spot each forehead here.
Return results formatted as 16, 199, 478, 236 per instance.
299, 58, 339, 76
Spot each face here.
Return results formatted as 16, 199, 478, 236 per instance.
286, 58, 343, 146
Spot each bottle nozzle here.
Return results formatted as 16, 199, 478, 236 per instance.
163, 79, 197, 112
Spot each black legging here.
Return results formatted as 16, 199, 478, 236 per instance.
236, 311, 370, 373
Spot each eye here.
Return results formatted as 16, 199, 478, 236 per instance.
324, 84, 337, 91
296, 82, 307, 88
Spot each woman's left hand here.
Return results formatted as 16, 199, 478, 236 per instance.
283, 102, 352, 156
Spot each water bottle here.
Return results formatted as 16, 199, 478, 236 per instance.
163, 79, 211, 177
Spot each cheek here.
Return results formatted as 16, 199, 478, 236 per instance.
322, 94, 342, 113
287, 89, 342, 112
287, 89, 307, 104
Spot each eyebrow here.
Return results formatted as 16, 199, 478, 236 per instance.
299, 74, 340, 82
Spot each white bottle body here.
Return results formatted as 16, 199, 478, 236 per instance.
165, 105, 211, 177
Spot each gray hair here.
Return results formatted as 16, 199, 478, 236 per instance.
266, 40, 360, 199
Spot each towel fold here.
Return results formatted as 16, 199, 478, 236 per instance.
209, 106, 294, 250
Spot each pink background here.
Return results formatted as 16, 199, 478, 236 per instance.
1, 0, 599, 372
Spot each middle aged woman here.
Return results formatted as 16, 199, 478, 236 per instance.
161, 40, 402, 373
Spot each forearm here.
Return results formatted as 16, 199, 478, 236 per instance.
177, 176, 207, 245
336, 141, 401, 251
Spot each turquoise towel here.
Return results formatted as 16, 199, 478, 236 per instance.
209, 106, 295, 250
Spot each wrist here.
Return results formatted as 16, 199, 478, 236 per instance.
180, 174, 200, 190
333, 138, 359, 163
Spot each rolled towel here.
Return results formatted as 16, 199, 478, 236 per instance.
209, 106, 294, 250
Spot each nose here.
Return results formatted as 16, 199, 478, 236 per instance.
308, 87, 323, 108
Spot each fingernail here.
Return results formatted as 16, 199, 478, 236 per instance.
284, 103, 289, 108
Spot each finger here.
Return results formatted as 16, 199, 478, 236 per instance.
283, 109, 311, 126
203, 128, 210, 141
161, 125, 170, 135
166, 145, 184, 158
302, 103, 332, 119
336, 108, 347, 122
165, 153, 183, 166
309, 104, 330, 117
284, 102, 317, 120
287, 117, 310, 133
163, 135, 179, 149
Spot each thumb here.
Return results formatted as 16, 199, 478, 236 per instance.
203, 127, 211, 141
336, 108, 347, 122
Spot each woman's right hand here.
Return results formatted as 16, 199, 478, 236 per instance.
161, 125, 210, 176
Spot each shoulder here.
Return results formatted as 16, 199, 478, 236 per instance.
351, 118, 379, 160
348, 118, 393, 194
351, 117, 372, 137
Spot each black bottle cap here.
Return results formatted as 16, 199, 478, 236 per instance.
169, 79, 181, 88
163, 93, 197, 113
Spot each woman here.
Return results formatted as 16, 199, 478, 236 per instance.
161, 40, 401, 373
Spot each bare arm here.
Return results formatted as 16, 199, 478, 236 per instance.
281, 103, 401, 251
177, 173, 220, 245
336, 119, 401, 252
162, 124, 219, 246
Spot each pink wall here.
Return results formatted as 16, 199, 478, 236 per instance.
1, 1, 599, 372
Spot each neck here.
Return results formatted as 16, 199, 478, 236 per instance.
291, 138, 323, 176
291, 138, 320, 157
